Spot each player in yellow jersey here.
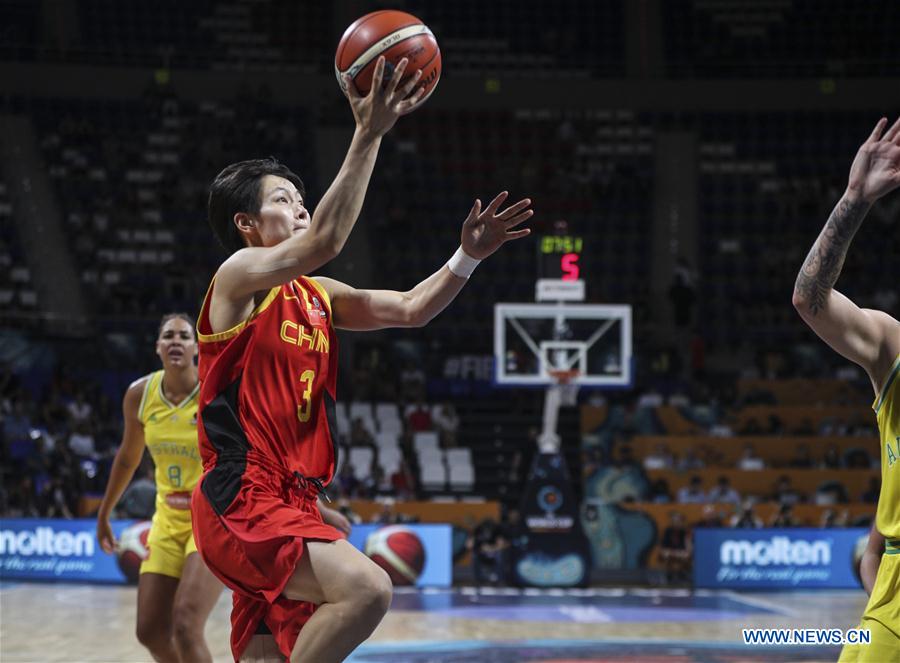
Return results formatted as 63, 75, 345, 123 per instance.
793, 116, 900, 661
96, 314, 223, 662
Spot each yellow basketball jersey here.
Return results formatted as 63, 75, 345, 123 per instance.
875, 354, 900, 539
138, 370, 202, 513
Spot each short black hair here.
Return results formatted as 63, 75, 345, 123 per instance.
207, 157, 306, 254
158, 313, 195, 338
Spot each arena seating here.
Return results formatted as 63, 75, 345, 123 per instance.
1, 0, 625, 74
0, 179, 39, 320
366, 107, 655, 359
1, 0, 334, 70
662, 0, 899, 77
583, 376, 880, 571
23, 95, 314, 327
690, 111, 898, 349
3, 0, 894, 81
399, 0, 625, 75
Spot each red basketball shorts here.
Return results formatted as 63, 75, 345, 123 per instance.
192, 457, 342, 660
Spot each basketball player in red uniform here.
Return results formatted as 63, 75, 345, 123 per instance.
191, 56, 533, 662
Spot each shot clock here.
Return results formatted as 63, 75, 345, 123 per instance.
535, 231, 586, 301
538, 234, 584, 281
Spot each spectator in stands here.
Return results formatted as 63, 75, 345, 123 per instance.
772, 475, 803, 506
336, 462, 359, 499
821, 443, 843, 469
707, 476, 741, 504
729, 500, 763, 528
117, 462, 156, 519
815, 481, 849, 505
677, 476, 707, 504
67, 421, 97, 460
432, 403, 460, 449
470, 518, 509, 586
350, 417, 375, 449
861, 477, 880, 504
66, 390, 93, 426
770, 503, 799, 527
694, 504, 724, 528
788, 443, 814, 468
820, 508, 850, 528
649, 478, 672, 503
643, 443, 674, 470
361, 462, 388, 498
659, 511, 692, 584
39, 476, 75, 518
737, 444, 765, 470
407, 399, 433, 432
677, 446, 705, 471
390, 458, 417, 500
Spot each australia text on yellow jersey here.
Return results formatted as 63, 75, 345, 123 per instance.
138, 370, 202, 512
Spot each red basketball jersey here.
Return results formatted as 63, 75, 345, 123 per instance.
195, 276, 339, 513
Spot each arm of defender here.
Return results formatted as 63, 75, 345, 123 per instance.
96, 378, 148, 554
792, 116, 900, 390
860, 521, 884, 596
215, 58, 425, 302
315, 192, 533, 330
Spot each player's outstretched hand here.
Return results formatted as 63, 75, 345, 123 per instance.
342, 56, 425, 139
97, 518, 117, 554
847, 116, 900, 204
460, 191, 533, 260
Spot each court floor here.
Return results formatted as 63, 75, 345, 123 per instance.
0, 582, 867, 662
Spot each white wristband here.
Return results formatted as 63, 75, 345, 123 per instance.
446, 246, 481, 279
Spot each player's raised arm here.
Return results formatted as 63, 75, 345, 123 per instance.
213, 57, 425, 305
316, 191, 533, 330
96, 378, 148, 554
792, 116, 900, 391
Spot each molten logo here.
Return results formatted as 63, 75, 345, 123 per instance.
0, 527, 94, 557
720, 536, 831, 566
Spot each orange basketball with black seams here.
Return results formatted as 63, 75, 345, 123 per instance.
335, 10, 441, 113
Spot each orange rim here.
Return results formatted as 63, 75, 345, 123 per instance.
547, 369, 580, 384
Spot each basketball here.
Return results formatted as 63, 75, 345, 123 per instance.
116, 520, 151, 584
365, 525, 427, 586
335, 10, 441, 112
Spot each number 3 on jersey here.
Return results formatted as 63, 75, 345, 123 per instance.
297, 369, 316, 423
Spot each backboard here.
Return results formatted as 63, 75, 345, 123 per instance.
494, 303, 632, 387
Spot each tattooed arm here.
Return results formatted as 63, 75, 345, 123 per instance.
792, 116, 900, 393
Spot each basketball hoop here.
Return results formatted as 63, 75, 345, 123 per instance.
547, 369, 580, 385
